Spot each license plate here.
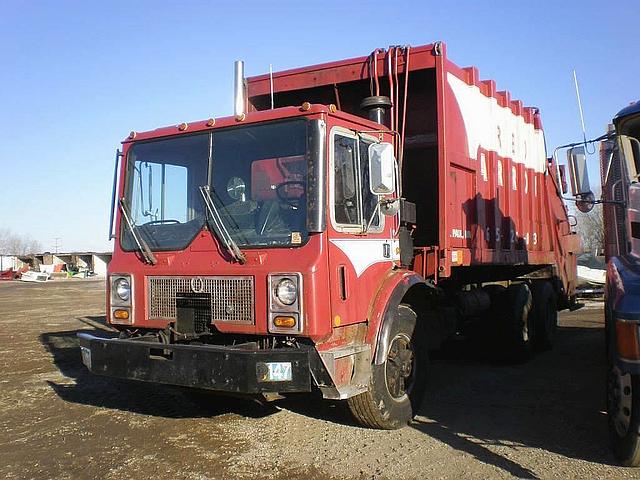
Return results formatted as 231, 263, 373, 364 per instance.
80, 346, 92, 369
257, 361, 292, 382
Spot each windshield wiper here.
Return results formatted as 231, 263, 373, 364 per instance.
118, 199, 157, 265
199, 185, 247, 264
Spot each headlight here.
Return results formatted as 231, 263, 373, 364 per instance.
114, 278, 131, 302
275, 278, 297, 306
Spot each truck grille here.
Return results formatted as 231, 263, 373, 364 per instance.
147, 276, 254, 324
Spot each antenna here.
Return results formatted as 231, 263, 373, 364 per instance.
573, 69, 594, 154
269, 64, 274, 109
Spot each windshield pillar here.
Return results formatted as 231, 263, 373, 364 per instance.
307, 119, 326, 233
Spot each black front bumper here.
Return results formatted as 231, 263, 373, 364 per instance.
77, 333, 313, 393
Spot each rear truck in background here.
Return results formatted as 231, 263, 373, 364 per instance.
565, 100, 640, 465
79, 42, 580, 429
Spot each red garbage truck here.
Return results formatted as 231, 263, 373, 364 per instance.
79, 42, 579, 428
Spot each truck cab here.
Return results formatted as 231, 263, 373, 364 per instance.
595, 102, 640, 466
565, 100, 640, 465
81, 100, 418, 426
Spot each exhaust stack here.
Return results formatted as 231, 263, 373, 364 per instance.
234, 60, 246, 120
360, 95, 392, 126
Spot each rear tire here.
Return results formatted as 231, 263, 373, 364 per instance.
608, 366, 640, 466
495, 283, 533, 362
348, 305, 427, 429
530, 281, 557, 351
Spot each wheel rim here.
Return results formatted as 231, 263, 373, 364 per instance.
608, 365, 633, 437
385, 333, 415, 400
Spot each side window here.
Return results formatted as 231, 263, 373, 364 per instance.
334, 135, 360, 225
620, 135, 640, 181
359, 139, 380, 228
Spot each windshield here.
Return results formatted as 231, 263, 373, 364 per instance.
121, 119, 309, 252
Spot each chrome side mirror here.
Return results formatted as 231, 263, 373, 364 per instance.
567, 146, 594, 213
368, 142, 396, 195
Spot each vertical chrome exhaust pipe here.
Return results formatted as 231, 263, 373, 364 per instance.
234, 60, 246, 120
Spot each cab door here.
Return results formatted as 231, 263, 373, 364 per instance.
327, 127, 397, 327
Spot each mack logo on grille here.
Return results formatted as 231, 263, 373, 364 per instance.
148, 276, 254, 324
190, 277, 204, 293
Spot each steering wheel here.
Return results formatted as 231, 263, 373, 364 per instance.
275, 181, 305, 207
143, 219, 180, 226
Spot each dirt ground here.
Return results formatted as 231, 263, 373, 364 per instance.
0, 279, 637, 480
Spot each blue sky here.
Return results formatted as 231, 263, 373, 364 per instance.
0, 1, 637, 252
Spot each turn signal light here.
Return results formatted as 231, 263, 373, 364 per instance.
273, 316, 296, 328
113, 309, 130, 321
616, 320, 640, 360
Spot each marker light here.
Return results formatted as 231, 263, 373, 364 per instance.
273, 316, 296, 328
616, 320, 640, 360
113, 309, 130, 320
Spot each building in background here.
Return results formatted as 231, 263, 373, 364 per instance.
16, 252, 112, 277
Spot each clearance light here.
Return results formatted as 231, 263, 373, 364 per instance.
235, 112, 246, 122
206, 118, 216, 127
178, 122, 188, 131
616, 320, 640, 360
301, 102, 311, 111
128, 131, 137, 139
273, 316, 296, 328
328, 104, 337, 113
113, 309, 130, 321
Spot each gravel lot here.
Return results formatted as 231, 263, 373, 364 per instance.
0, 279, 635, 479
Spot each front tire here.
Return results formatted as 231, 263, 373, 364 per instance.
348, 305, 427, 429
608, 365, 640, 466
